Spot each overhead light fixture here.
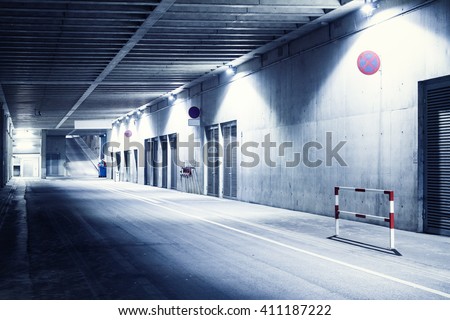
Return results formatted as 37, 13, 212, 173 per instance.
226, 65, 237, 75
169, 93, 177, 101
362, 0, 377, 16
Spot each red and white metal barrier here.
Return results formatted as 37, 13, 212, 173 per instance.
334, 186, 395, 249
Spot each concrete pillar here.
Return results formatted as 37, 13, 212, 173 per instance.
103, 129, 113, 179
0, 107, 5, 187
5, 116, 12, 183
41, 130, 47, 179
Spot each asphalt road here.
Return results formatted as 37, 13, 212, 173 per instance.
1, 178, 449, 300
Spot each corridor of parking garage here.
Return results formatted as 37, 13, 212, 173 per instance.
0, 0, 449, 311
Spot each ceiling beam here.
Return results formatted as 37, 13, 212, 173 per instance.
0, 8, 157, 15
1, 0, 162, 5
169, 6, 324, 14
55, 0, 176, 129
172, 0, 340, 9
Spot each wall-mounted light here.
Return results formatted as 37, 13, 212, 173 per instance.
169, 93, 177, 101
16, 142, 35, 150
362, 0, 378, 16
226, 65, 237, 75
14, 129, 35, 139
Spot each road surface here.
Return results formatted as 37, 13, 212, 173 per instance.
1, 178, 449, 300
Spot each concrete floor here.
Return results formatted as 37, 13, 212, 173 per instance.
0, 177, 449, 300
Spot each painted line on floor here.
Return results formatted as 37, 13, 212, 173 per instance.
105, 187, 450, 299
95, 184, 162, 204
69, 179, 163, 204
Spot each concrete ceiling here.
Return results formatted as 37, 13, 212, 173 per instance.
0, 0, 363, 131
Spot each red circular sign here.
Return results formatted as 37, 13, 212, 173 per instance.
357, 50, 381, 75
124, 130, 132, 138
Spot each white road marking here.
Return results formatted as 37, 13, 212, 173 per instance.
106, 187, 450, 299
96, 185, 162, 204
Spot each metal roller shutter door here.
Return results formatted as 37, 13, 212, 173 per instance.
206, 126, 219, 197
170, 135, 177, 190
161, 137, 168, 189
425, 82, 450, 235
223, 122, 237, 199
151, 138, 158, 187
144, 139, 151, 185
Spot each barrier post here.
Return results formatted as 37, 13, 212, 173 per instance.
334, 187, 340, 236
388, 191, 395, 249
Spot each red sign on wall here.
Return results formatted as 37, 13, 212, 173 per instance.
357, 50, 381, 75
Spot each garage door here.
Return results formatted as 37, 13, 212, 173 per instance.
424, 77, 450, 236
206, 125, 220, 197
222, 121, 237, 198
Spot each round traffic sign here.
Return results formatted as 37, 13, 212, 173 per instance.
357, 50, 381, 75
124, 129, 132, 138
188, 106, 201, 119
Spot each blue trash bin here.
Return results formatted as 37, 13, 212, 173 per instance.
99, 166, 107, 177
98, 160, 107, 177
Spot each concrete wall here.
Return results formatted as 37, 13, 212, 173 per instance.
45, 135, 66, 176
109, 0, 450, 232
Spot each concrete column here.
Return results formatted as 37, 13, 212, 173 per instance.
5, 117, 12, 183
0, 107, 5, 187
103, 129, 113, 179
41, 130, 47, 179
